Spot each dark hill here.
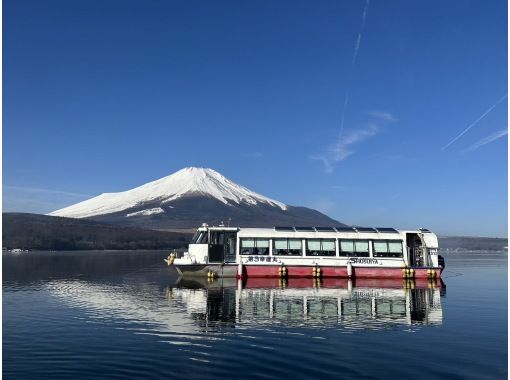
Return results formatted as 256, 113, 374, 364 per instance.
439, 236, 507, 252
2, 213, 191, 251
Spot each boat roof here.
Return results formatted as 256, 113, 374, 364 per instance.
198, 225, 434, 236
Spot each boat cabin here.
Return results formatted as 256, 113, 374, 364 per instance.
185, 224, 440, 268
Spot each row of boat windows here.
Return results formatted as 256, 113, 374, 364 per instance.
240, 238, 403, 258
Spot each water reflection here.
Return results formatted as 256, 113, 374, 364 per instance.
42, 274, 444, 340
5, 251, 507, 380
6, 252, 444, 338
169, 277, 444, 331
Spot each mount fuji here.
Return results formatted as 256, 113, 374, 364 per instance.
49, 167, 343, 229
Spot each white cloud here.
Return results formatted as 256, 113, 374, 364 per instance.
329, 123, 379, 162
3, 186, 92, 214
463, 129, 508, 152
309, 154, 334, 174
368, 111, 399, 123
3, 185, 90, 198
311, 111, 397, 173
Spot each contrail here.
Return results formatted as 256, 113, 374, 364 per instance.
339, 0, 370, 138
351, 0, 370, 67
463, 128, 508, 152
441, 94, 508, 150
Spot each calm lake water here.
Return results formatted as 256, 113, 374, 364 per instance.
3, 250, 507, 379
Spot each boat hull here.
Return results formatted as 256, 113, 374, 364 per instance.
175, 264, 442, 279
243, 265, 441, 278
175, 264, 238, 278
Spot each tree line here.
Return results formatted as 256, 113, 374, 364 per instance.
3, 213, 191, 250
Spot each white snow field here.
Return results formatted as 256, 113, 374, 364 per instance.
49, 167, 287, 218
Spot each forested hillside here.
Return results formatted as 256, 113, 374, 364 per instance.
3, 213, 191, 250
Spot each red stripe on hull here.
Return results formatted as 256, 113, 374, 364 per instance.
244, 265, 441, 279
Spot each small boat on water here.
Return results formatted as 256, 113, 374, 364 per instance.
166, 224, 445, 279
9, 248, 29, 254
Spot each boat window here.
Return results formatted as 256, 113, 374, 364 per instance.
322, 240, 336, 252
308, 240, 321, 251
288, 239, 302, 255
256, 239, 270, 255
273, 239, 302, 256
190, 231, 200, 244
306, 239, 336, 256
197, 231, 209, 244
340, 240, 369, 257
373, 241, 388, 255
274, 239, 287, 250
210, 232, 225, 245
340, 240, 354, 256
192, 231, 208, 244
388, 242, 403, 255
355, 241, 369, 256
240, 238, 269, 255
373, 240, 403, 258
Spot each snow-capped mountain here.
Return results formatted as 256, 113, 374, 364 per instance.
49, 167, 342, 229
50, 167, 287, 218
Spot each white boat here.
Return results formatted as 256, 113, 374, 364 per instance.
167, 224, 445, 279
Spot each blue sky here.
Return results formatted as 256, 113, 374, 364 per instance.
4, 0, 508, 237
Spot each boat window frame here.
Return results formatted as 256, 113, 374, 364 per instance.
240, 237, 270, 255
273, 238, 303, 256
305, 238, 336, 257
372, 240, 403, 258
339, 239, 370, 257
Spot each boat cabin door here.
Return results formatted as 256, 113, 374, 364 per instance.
208, 230, 237, 263
406, 233, 425, 267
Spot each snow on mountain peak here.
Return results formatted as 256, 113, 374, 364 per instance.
48, 167, 287, 218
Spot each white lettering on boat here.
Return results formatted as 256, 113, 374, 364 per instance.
245, 256, 280, 263
348, 258, 380, 265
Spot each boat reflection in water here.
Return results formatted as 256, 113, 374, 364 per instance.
168, 277, 445, 331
